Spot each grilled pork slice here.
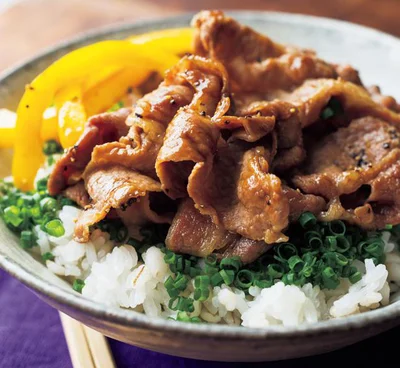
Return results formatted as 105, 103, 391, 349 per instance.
294, 116, 400, 228
47, 108, 131, 195
166, 198, 271, 263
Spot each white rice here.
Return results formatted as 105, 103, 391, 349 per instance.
36, 206, 400, 327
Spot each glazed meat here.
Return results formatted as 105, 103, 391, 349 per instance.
193, 10, 358, 93
49, 10, 400, 262
47, 108, 131, 195
293, 117, 400, 228
167, 199, 271, 263
75, 165, 167, 242
63, 181, 90, 208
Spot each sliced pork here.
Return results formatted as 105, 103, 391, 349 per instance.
294, 117, 400, 228
48, 10, 400, 262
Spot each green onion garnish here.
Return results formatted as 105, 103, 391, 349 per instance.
43, 139, 63, 156
72, 279, 85, 293
42, 252, 55, 261
320, 97, 344, 120
20, 230, 36, 249
4, 206, 23, 227
299, 212, 317, 229
235, 269, 254, 289
44, 219, 65, 237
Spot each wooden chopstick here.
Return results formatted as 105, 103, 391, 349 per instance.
83, 325, 117, 368
59, 312, 116, 368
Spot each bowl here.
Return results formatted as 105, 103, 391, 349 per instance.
0, 11, 399, 362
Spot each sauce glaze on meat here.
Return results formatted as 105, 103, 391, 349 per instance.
48, 10, 400, 263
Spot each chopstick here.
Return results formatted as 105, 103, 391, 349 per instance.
59, 312, 116, 368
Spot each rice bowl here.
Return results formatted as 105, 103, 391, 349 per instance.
0, 11, 399, 361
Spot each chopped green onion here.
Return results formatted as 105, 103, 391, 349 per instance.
282, 272, 296, 285
20, 230, 36, 249
349, 271, 362, 284
288, 256, 304, 273
194, 287, 210, 301
42, 252, 55, 261
210, 272, 224, 287
336, 235, 351, 253
205, 264, 219, 275
40, 197, 58, 213
324, 236, 337, 251
43, 140, 62, 155
320, 97, 344, 120
320, 106, 335, 120
168, 296, 194, 312
235, 269, 254, 289
205, 254, 217, 266
176, 311, 190, 321
189, 267, 201, 278
173, 273, 188, 290
275, 243, 298, 262
253, 279, 273, 288
220, 256, 242, 272
164, 251, 176, 264
73, 279, 85, 293
29, 206, 42, 219
267, 263, 284, 278
35, 177, 48, 192
322, 267, 339, 289
44, 219, 65, 237
334, 252, 349, 266
175, 311, 200, 323
328, 220, 346, 236
4, 206, 23, 227
107, 100, 124, 112
189, 316, 201, 323
219, 269, 235, 285
299, 212, 317, 229
194, 275, 210, 289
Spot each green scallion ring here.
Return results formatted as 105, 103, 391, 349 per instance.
235, 269, 254, 289
299, 212, 317, 229
44, 219, 65, 237
219, 269, 235, 285
328, 220, 346, 236
220, 256, 242, 272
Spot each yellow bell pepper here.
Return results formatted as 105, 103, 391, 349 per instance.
0, 109, 17, 148
41, 28, 193, 149
12, 40, 179, 190
129, 27, 194, 55
80, 28, 193, 96
40, 107, 58, 142
82, 65, 149, 117
58, 100, 87, 149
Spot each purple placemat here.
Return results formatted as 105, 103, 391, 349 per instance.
0, 268, 398, 368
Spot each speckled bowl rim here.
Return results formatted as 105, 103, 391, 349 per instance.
0, 11, 399, 340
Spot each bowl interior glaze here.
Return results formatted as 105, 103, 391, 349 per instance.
0, 12, 399, 362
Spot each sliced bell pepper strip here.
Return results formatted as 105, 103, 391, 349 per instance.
53, 29, 193, 147
81, 28, 193, 94
128, 27, 194, 55
0, 109, 17, 148
40, 107, 58, 142
58, 100, 87, 149
12, 40, 179, 190
7, 28, 193, 151
82, 65, 149, 117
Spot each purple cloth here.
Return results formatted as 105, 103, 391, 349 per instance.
0, 268, 398, 368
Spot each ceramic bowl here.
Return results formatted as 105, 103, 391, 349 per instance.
0, 11, 399, 362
